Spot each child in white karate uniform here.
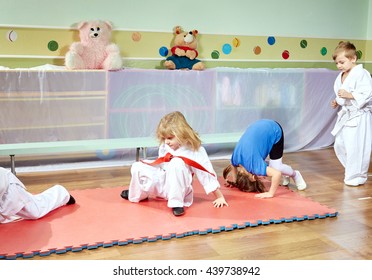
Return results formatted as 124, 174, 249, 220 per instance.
0, 167, 75, 223
331, 41, 372, 186
120, 111, 228, 216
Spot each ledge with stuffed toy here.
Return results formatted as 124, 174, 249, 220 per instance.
0, 20, 372, 69
0, 22, 370, 71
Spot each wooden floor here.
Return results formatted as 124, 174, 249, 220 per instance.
13, 147, 372, 260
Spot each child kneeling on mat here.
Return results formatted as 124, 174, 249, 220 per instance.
120, 111, 228, 216
0, 167, 75, 223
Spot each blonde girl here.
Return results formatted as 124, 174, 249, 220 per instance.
121, 111, 228, 216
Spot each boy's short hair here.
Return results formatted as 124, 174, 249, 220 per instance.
332, 41, 357, 61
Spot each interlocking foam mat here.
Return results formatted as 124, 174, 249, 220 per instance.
0, 178, 337, 259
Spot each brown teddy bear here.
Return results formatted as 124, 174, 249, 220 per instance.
65, 20, 123, 70
164, 26, 205, 70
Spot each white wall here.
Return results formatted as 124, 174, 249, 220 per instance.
0, 0, 369, 39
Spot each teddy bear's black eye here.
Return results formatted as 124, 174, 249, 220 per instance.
90, 28, 94, 31
97, 27, 100, 31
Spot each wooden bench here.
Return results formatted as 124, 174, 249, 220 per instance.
0, 133, 241, 174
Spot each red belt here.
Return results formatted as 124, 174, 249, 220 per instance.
141, 152, 215, 177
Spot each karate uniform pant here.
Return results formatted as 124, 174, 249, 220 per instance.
1, 179, 70, 223
16, 185, 71, 220
128, 158, 193, 208
334, 118, 371, 185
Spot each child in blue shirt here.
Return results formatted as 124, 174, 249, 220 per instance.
223, 119, 307, 198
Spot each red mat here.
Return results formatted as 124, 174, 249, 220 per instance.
0, 178, 337, 259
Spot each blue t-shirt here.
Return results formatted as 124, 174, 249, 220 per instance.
231, 119, 282, 176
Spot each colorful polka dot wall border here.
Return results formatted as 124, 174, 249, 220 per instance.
0, 27, 366, 63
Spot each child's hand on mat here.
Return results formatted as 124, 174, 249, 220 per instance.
213, 197, 229, 208
255, 192, 274, 199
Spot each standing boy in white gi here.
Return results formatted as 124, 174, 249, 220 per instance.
331, 41, 372, 186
